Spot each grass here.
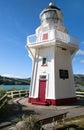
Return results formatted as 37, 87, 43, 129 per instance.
0, 103, 9, 117
62, 115, 84, 129
76, 88, 84, 92
65, 115, 84, 121
0, 90, 6, 97
75, 119, 84, 129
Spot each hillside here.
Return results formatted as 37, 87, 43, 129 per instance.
0, 76, 30, 85
74, 74, 84, 87
0, 74, 84, 87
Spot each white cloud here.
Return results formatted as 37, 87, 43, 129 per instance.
76, 49, 84, 55
79, 72, 84, 75
1, 73, 20, 78
81, 41, 84, 44
80, 60, 84, 63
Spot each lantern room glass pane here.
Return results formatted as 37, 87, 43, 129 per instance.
41, 10, 58, 25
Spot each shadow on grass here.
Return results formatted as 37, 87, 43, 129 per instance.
0, 100, 38, 123
77, 128, 84, 130
50, 124, 84, 130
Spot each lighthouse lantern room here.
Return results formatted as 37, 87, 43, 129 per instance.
26, 2, 79, 105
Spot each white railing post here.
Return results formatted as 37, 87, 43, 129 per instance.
11, 91, 13, 98
76, 91, 84, 98
19, 90, 21, 97
0, 94, 7, 109
6, 90, 29, 99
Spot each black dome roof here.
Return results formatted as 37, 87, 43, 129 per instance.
45, 3, 60, 11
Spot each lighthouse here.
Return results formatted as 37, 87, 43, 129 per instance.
26, 2, 79, 105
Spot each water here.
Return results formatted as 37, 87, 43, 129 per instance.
0, 85, 30, 91
0, 84, 83, 91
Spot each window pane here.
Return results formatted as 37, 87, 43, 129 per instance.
42, 58, 46, 64
40, 75, 46, 79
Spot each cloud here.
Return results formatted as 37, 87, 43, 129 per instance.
80, 60, 84, 63
81, 41, 84, 44
76, 49, 84, 55
1, 73, 20, 78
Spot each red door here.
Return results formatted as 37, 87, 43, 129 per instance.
39, 80, 46, 101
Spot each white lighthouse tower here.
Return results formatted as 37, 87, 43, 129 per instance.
26, 3, 79, 105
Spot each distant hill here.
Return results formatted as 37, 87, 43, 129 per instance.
0, 76, 30, 85
74, 74, 84, 87
0, 74, 84, 87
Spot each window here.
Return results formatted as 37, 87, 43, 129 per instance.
40, 75, 46, 79
64, 70, 69, 79
59, 69, 69, 79
42, 33, 48, 40
41, 57, 47, 66
42, 57, 47, 66
43, 58, 46, 64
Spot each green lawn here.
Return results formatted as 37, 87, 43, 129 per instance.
64, 115, 84, 129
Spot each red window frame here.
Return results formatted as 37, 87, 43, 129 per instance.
42, 33, 48, 40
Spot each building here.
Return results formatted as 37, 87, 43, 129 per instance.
26, 2, 79, 105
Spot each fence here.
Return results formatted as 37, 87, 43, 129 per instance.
0, 90, 29, 111
0, 91, 83, 111
6, 90, 84, 99
76, 91, 84, 98
6, 90, 29, 98
27, 29, 78, 45
0, 94, 7, 109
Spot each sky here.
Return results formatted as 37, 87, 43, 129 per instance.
0, 0, 84, 78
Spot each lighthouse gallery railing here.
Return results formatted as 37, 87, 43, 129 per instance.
27, 30, 78, 45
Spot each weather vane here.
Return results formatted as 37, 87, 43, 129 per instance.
49, 0, 53, 6
49, 0, 58, 5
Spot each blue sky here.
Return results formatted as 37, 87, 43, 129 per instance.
0, 0, 84, 78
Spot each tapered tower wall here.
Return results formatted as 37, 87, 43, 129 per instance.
55, 46, 76, 99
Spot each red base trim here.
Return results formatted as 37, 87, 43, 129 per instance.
28, 97, 77, 106
41, 64, 47, 66
46, 97, 77, 105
